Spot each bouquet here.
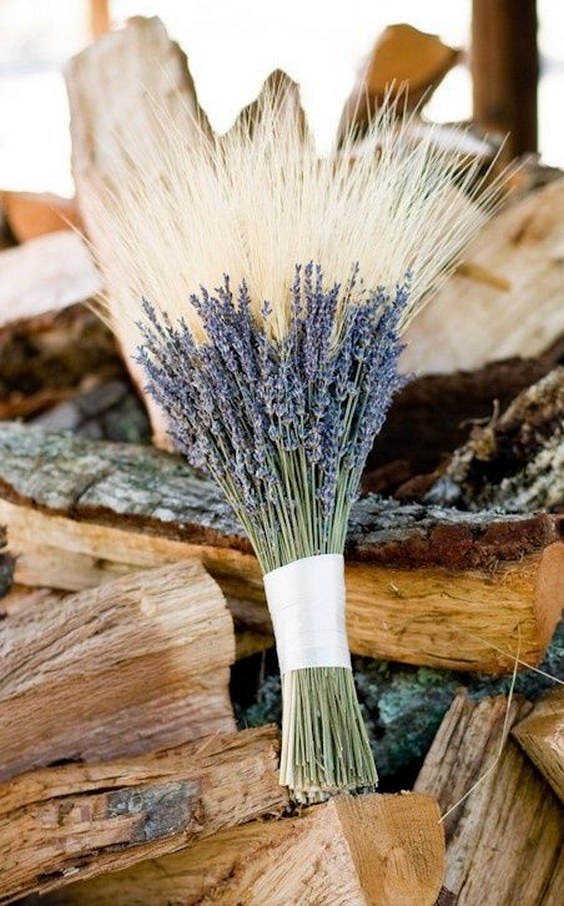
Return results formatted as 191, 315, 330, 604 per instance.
87, 86, 502, 802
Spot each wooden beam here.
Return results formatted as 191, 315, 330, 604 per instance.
0, 725, 285, 904
415, 694, 563, 904
0, 561, 235, 782
36, 793, 445, 906
0, 423, 561, 675
471, 0, 538, 159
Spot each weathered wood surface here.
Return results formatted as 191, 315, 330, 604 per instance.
0, 423, 562, 674
403, 178, 564, 375
0, 560, 235, 782
512, 686, 564, 805
40, 793, 444, 906
1, 190, 82, 243
415, 694, 564, 905
339, 23, 460, 138
0, 231, 101, 329
66, 16, 212, 450
367, 337, 564, 481
0, 726, 285, 904
429, 367, 564, 512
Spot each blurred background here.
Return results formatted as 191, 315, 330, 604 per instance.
1, 0, 563, 196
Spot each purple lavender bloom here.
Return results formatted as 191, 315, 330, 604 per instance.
137, 264, 408, 571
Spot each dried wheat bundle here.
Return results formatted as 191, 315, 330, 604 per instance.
88, 84, 504, 801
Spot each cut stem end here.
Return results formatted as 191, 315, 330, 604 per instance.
280, 666, 378, 804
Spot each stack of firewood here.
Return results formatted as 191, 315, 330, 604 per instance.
0, 17, 562, 906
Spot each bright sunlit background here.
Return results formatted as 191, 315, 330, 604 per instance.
0, 0, 563, 196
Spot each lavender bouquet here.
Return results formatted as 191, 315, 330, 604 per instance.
87, 88, 502, 801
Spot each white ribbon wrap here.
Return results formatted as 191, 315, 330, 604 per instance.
263, 553, 351, 676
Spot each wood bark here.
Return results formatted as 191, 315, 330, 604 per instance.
367, 337, 564, 481
415, 694, 563, 905
430, 366, 564, 512
0, 726, 285, 904
402, 178, 564, 375
512, 686, 564, 805
65, 16, 212, 450
0, 560, 235, 782
339, 24, 460, 138
472, 0, 538, 160
37, 793, 444, 906
0, 423, 561, 674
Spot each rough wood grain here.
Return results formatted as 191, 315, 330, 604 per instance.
0, 231, 101, 329
0, 725, 285, 904
66, 16, 212, 450
0, 560, 235, 782
403, 178, 564, 375
0, 423, 561, 674
39, 793, 444, 906
415, 694, 563, 905
429, 367, 564, 512
512, 686, 564, 805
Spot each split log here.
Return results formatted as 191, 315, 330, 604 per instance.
0, 725, 285, 904
367, 337, 564, 481
427, 366, 564, 512
339, 24, 460, 138
512, 686, 564, 805
415, 694, 564, 905
1, 191, 82, 243
0, 230, 101, 329
0, 560, 235, 782
0, 423, 561, 674
39, 793, 444, 906
403, 178, 564, 375
66, 16, 213, 450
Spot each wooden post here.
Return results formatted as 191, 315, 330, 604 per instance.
471, 0, 538, 160
90, 0, 110, 38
